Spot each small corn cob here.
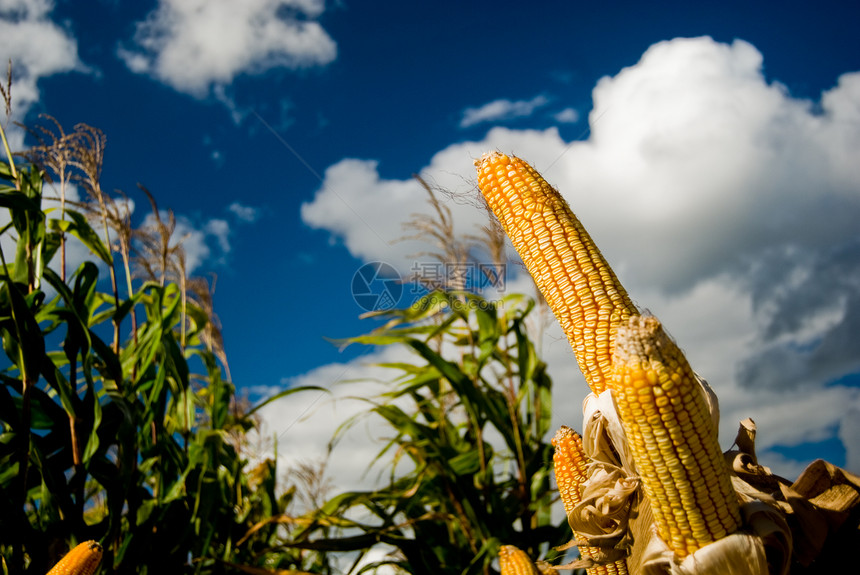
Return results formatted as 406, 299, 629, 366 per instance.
476, 152, 637, 394
609, 316, 741, 558
47, 540, 103, 575
499, 545, 541, 575
552, 426, 589, 516
553, 426, 628, 575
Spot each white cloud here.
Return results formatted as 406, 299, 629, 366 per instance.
840, 406, 860, 473
204, 218, 230, 253
228, 201, 261, 222
460, 95, 549, 128
140, 210, 232, 275
297, 36, 860, 482
251, 344, 419, 494
0, 0, 86, 143
118, 0, 337, 97
177, 215, 230, 273
553, 107, 579, 123
300, 158, 427, 269
301, 128, 569, 277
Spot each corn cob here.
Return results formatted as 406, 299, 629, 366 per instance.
46, 540, 103, 575
609, 316, 741, 558
553, 426, 628, 575
475, 152, 637, 394
498, 545, 541, 575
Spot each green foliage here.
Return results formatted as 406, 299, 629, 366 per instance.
0, 119, 323, 574
295, 291, 569, 574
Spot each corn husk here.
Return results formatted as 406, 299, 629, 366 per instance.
569, 396, 860, 575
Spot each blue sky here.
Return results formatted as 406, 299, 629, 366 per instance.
3, 0, 860, 491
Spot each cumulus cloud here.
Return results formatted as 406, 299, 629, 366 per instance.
176, 216, 231, 273
553, 107, 580, 123
250, 344, 420, 494
840, 406, 860, 472
0, 0, 87, 145
300, 158, 433, 270
301, 128, 569, 277
228, 201, 261, 222
118, 0, 337, 97
139, 198, 270, 275
292, 36, 860, 485
460, 95, 549, 128
139, 210, 232, 275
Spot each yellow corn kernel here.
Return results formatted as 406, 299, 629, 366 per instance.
499, 545, 541, 575
475, 152, 637, 394
552, 427, 629, 575
552, 426, 589, 517
47, 540, 103, 575
609, 316, 741, 558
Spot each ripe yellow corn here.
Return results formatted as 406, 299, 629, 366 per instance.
498, 545, 541, 575
609, 316, 741, 558
475, 152, 637, 394
47, 540, 103, 575
552, 427, 628, 575
552, 426, 589, 517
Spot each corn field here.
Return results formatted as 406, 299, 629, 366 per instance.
0, 115, 328, 573
0, 107, 574, 574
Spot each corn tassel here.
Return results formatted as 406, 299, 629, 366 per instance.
46, 540, 103, 575
498, 545, 541, 575
609, 315, 741, 558
475, 152, 637, 394
553, 426, 629, 575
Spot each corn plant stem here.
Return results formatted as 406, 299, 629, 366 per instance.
444, 316, 485, 554
501, 347, 530, 532
117, 236, 138, 382
469, 378, 490, 506
1, 124, 38, 293
18, 375, 33, 486
441, 469, 479, 554
67, 348, 86, 525
0, 131, 35, 564
11, 308, 36, 557
60, 225, 66, 282
459, 314, 493, 517
92, 191, 121, 354
122, 252, 136, 339
180, 268, 187, 348
58, 167, 68, 282
498, 315, 536, 537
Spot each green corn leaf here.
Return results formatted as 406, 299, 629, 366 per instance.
245, 385, 328, 417
3, 280, 45, 382
0, 190, 41, 212
50, 210, 112, 265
